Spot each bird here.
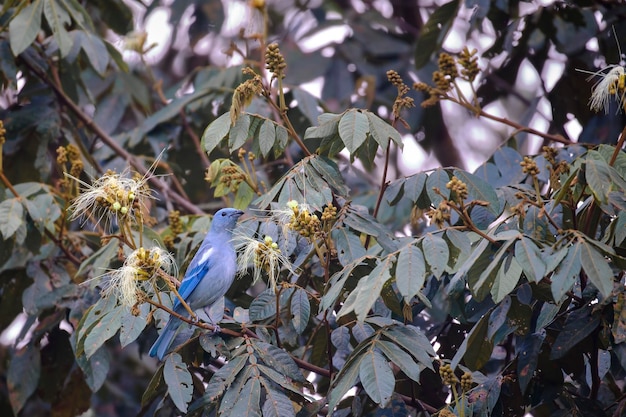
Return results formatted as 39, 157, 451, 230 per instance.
149, 208, 244, 360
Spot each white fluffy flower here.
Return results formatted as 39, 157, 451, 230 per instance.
587, 65, 626, 114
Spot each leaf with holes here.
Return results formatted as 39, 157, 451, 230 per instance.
164, 353, 193, 413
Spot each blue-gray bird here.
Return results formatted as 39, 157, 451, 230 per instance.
149, 208, 244, 359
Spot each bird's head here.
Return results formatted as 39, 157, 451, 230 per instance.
211, 208, 244, 233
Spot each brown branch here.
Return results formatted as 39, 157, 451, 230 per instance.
20, 54, 204, 215
144, 296, 332, 378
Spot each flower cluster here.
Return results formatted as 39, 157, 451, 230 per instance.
414, 48, 481, 108
439, 363, 459, 385
102, 246, 176, 307
386, 70, 415, 120
460, 371, 473, 392
427, 201, 451, 229
237, 234, 295, 291
67, 169, 152, 229
57, 144, 84, 193
0, 120, 5, 145
520, 156, 540, 176
230, 67, 263, 124
587, 65, 626, 114
265, 43, 286, 79
446, 176, 468, 202
287, 200, 321, 238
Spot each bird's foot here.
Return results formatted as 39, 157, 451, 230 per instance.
212, 324, 221, 334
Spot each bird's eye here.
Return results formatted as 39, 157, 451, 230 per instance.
221, 212, 227, 216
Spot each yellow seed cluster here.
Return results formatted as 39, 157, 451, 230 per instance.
439, 410, 456, 417
460, 371, 473, 392
0, 120, 5, 145
459, 47, 479, 82
255, 235, 280, 269
321, 203, 338, 221
386, 70, 415, 118
230, 68, 263, 124
168, 210, 183, 235
427, 201, 451, 229
433, 71, 452, 92
386, 69, 403, 87
542, 146, 558, 165
446, 176, 468, 201
438, 53, 458, 79
439, 363, 458, 385
219, 165, 247, 192
289, 204, 321, 238
265, 43, 286, 79
520, 156, 540, 176
57, 144, 84, 192
93, 170, 140, 217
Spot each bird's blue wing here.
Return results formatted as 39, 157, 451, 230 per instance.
173, 243, 214, 310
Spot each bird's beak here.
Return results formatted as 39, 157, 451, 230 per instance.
234, 210, 244, 218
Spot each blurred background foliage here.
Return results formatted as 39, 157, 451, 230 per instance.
2, 0, 626, 416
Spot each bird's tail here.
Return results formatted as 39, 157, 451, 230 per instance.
149, 316, 181, 360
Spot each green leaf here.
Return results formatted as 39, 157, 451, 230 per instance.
230, 376, 261, 417
338, 109, 368, 154
359, 349, 394, 407
451, 311, 491, 370
580, 242, 614, 298
164, 353, 193, 413
382, 325, 435, 370
304, 112, 341, 140
77, 30, 109, 75
377, 340, 421, 382
256, 364, 304, 396
274, 125, 288, 156
7, 345, 41, 415
454, 169, 501, 215
585, 151, 612, 204
491, 254, 522, 303
218, 368, 252, 415
308, 155, 350, 197
404, 172, 426, 202
9, 0, 44, 55
290, 288, 310, 334
191, 354, 248, 411
0, 198, 24, 239
550, 243, 582, 301
119, 304, 148, 347
141, 365, 164, 407
258, 118, 276, 157
515, 237, 546, 283
421, 233, 449, 279
414, 0, 459, 68
249, 289, 277, 321
44, 0, 73, 56
261, 379, 295, 417
471, 238, 515, 300
550, 307, 600, 360
202, 112, 231, 155
366, 111, 403, 149
343, 256, 394, 321
252, 341, 306, 382
395, 244, 426, 303
327, 346, 366, 413
517, 331, 545, 393
229, 113, 250, 150
332, 228, 366, 266
83, 303, 123, 358
426, 169, 450, 207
